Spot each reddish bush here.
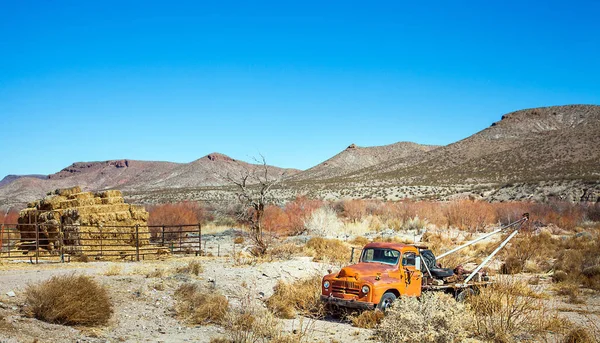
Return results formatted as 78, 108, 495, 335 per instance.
261, 205, 290, 235
147, 201, 205, 226
342, 199, 368, 222
1, 209, 19, 225
146, 202, 205, 240
443, 199, 496, 231
283, 196, 322, 235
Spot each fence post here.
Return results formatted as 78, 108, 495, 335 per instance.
178, 226, 182, 254
198, 224, 202, 256
99, 224, 103, 258
161, 226, 165, 246
35, 222, 39, 264
135, 224, 140, 262
59, 222, 64, 263
0, 223, 4, 258
350, 247, 355, 263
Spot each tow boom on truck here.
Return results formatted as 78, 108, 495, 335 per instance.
321, 213, 529, 310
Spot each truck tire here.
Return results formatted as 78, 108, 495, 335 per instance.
377, 292, 397, 311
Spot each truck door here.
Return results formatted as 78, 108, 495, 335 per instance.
401, 252, 422, 297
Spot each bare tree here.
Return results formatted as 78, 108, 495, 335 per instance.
225, 155, 285, 256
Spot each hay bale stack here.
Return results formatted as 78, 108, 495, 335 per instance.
17, 187, 150, 254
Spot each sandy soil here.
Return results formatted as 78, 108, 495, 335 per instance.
0, 251, 372, 342
1, 231, 599, 343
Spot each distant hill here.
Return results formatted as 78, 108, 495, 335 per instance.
0, 154, 299, 206
1, 105, 598, 206
0, 174, 46, 188
348, 104, 600, 185
289, 142, 438, 182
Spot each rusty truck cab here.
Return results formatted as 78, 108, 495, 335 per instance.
321, 242, 423, 310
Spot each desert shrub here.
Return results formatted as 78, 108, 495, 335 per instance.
25, 274, 113, 326
175, 260, 203, 276
303, 206, 343, 237
554, 234, 600, 290
377, 292, 471, 343
443, 199, 496, 231
500, 231, 558, 274
266, 275, 323, 319
284, 196, 323, 235
146, 268, 166, 278
268, 242, 303, 260
553, 282, 582, 304
468, 278, 561, 342
103, 264, 122, 276
553, 270, 569, 283
146, 201, 204, 240
234, 236, 245, 244
349, 236, 370, 246
304, 237, 351, 263
402, 215, 428, 232
262, 205, 291, 235
350, 310, 384, 329
174, 283, 228, 324
342, 199, 368, 222
562, 326, 598, 343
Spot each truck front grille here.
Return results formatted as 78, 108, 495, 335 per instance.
332, 280, 360, 295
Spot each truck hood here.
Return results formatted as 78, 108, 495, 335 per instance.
337, 262, 397, 279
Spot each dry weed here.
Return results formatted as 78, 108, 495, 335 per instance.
233, 236, 244, 244
304, 237, 351, 264
266, 275, 324, 319
103, 264, 122, 276
25, 274, 113, 326
349, 310, 384, 329
175, 260, 203, 276
349, 236, 370, 246
269, 242, 303, 260
468, 278, 563, 342
174, 283, 228, 324
377, 292, 471, 343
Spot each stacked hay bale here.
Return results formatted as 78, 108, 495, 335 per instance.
17, 186, 150, 256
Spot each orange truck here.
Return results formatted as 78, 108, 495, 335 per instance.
321, 214, 529, 310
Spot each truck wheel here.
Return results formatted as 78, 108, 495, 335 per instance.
456, 288, 475, 302
377, 292, 397, 311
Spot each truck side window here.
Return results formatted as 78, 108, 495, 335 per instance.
402, 252, 416, 267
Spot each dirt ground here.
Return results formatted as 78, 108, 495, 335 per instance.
1, 231, 599, 343
0, 252, 372, 342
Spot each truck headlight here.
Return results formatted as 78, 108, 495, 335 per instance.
361, 285, 370, 294
323, 281, 330, 289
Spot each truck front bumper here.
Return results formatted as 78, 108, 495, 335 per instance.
320, 295, 377, 310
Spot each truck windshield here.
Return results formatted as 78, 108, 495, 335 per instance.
361, 248, 400, 265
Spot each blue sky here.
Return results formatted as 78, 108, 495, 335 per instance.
1, 1, 599, 178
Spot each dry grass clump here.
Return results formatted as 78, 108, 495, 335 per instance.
377, 292, 471, 343
500, 231, 558, 274
468, 278, 562, 342
214, 284, 310, 343
174, 283, 228, 324
349, 310, 384, 329
233, 236, 244, 244
268, 242, 303, 260
304, 237, 351, 263
553, 282, 583, 304
349, 236, 370, 246
103, 264, 122, 276
554, 234, 600, 290
562, 326, 598, 343
25, 274, 113, 326
175, 260, 203, 276
146, 268, 166, 278
266, 275, 324, 319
